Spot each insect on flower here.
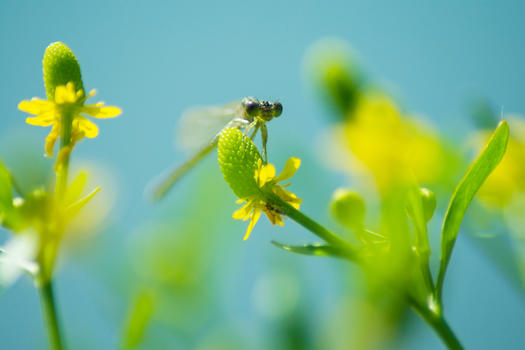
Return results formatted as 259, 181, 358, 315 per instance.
149, 97, 283, 200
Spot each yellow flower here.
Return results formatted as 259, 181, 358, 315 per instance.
233, 157, 302, 240
18, 82, 121, 157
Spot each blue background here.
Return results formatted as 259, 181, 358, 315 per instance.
1, 0, 524, 349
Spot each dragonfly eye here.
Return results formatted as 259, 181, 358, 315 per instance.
272, 102, 283, 117
243, 99, 260, 117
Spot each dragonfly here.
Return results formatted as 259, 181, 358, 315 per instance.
148, 97, 283, 201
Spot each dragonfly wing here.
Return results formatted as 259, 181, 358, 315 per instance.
175, 101, 242, 151
147, 139, 219, 201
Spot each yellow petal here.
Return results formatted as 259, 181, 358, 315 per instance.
275, 157, 301, 183
263, 208, 277, 225
55, 84, 78, 104
258, 164, 276, 187
243, 208, 261, 240
74, 116, 99, 138
82, 104, 122, 119
71, 127, 85, 144
55, 146, 73, 171
25, 111, 57, 127
233, 201, 253, 220
262, 206, 285, 226
273, 186, 302, 209
44, 124, 60, 157
18, 99, 53, 115
54, 85, 67, 104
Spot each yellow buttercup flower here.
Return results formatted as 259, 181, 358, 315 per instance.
233, 157, 302, 240
18, 82, 121, 157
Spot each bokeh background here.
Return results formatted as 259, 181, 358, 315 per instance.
1, 0, 525, 349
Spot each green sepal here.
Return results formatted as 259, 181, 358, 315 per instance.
217, 128, 262, 199
43, 42, 84, 100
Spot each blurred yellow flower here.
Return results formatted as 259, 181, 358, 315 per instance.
343, 93, 447, 189
233, 158, 302, 240
18, 82, 121, 157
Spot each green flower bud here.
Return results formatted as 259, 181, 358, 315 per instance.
218, 128, 262, 199
419, 187, 436, 222
43, 42, 84, 100
305, 39, 362, 119
324, 64, 360, 117
407, 187, 436, 223
329, 188, 365, 229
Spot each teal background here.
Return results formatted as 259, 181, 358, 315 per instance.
1, 0, 524, 349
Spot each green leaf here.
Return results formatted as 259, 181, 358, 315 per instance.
0, 159, 13, 212
121, 290, 155, 350
437, 120, 509, 298
271, 241, 350, 260
66, 186, 100, 219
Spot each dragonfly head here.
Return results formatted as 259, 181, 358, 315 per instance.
241, 97, 260, 119
272, 102, 283, 118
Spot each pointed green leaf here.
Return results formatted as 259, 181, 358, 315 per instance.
66, 186, 100, 219
271, 241, 350, 260
0, 159, 13, 212
121, 290, 155, 350
437, 120, 509, 298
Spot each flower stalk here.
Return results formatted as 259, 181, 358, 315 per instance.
13, 41, 121, 350
266, 191, 359, 261
408, 296, 463, 350
36, 278, 64, 350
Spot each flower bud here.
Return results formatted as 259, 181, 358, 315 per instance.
42, 42, 84, 100
329, 188, 365, 229
407, 187, 436, 222
305, 39, 362, 118
419, 187, 436, 222
218, 128, 262, 199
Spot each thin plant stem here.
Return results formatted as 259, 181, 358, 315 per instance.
34, 105, 75, 350
267, 192, 359, 261
55, 110, 73, 199
408, 297, 463, 350
36, 279, 64, 350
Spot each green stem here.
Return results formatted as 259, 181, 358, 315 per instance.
419, 252, 435, 294
55, 109, 73, 199
34, 100, 75, 350
267, 193, 359, 261
36, 279, 64, 350
409, 297, 463, 350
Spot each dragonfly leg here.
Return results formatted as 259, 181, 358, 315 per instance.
244, 121, 257, 136
261, 124, 268, 163
249, 123, 260, 140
